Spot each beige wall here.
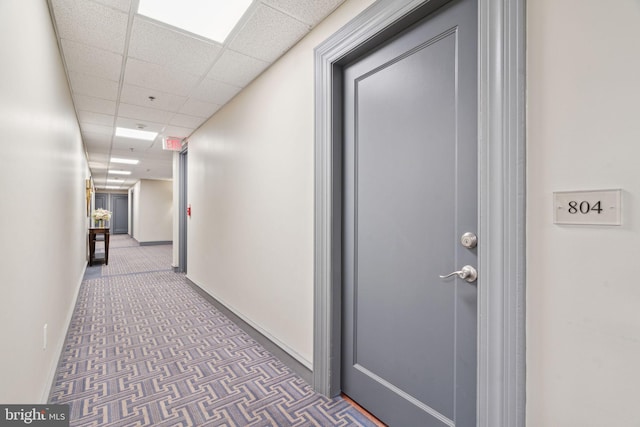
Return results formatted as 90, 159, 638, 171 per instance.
0, 0, 90, 402
132, 179, 173, 244
527, 0, 640, 425
186, 0, 375, 367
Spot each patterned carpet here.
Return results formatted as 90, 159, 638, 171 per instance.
50, 235, 374, 426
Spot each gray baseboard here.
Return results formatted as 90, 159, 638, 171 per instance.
184, 278, 313, 385
139, 240, 172, 246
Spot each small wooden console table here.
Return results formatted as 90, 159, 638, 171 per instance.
89, 227, 110, 266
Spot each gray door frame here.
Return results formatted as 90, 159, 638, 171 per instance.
312, 0, 526, 426
129, 189, 134, 237
178, 148, 188, 273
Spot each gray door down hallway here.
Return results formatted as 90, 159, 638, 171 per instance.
48, 235, 376, 426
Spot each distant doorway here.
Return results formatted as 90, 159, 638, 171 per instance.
111, 194, 128, 234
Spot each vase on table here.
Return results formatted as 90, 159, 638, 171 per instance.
97, 220, 103, 228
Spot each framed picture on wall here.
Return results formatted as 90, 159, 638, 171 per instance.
85, 178, 93, 217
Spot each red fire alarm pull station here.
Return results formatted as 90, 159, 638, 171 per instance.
187, 204, 191, 217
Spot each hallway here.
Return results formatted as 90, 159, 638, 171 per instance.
48, 236, 375, 426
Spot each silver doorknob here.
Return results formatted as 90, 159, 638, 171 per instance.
439, 265, 478, 283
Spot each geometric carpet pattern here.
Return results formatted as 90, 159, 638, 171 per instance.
49, 236, 375, 426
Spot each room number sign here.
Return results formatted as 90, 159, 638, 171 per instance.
554, 189, 621, 225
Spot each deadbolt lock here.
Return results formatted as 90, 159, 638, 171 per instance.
461, 232, 478, 249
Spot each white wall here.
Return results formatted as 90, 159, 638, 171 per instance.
132, 179, 173, 244
527, 1, 640, 425
186, 0, 375, 367
0, 0, 90, 403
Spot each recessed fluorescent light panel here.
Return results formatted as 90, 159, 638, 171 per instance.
105, 186, 121, 190
115, 127, 158, 141
108, 170, 132, 175
137, 0, 252, 43
111, 157, 140, 165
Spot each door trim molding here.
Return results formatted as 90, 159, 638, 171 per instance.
178, 148, 188, 273
312, 0, 526, 426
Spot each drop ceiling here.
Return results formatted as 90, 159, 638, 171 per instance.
48, 0, 346, 190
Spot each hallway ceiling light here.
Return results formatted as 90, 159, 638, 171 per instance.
107, 179, 124, 183
104, 186, 121, 190
115, 127, 158, 141
109, 170, 132, 175
137, 0, 252, 43
111, 157, 140, 165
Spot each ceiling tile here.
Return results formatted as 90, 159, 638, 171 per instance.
163, 125, 195, 139
118, 103, 174, 124
192, 78, 241, 105
83, 131, 112, 148
88, 152, 110, 163
123, 58, 201, 96
61, 39, 122, 81
110, 147, 141, 156
102, 176, 131, 186
145, 142, 171, 154
50, 0, 128, 54
229, 4, 309, 62
207, 49, 270, 87
115, 117, 165, 134
112, 136, 155, 151
120, 84, 188, 112
84, 138, 109, 152
73, 95, 117, 115
262, 0, 346, 26
179, 99, 221, 118
143, 142, 174, 156
88, 159, 109, 170
128, 17, 222, 76
169, 114, 203, 129
78, 111, 115, 127
80, 123, 114, 135
68, 71, 119, 100
92, 0, 132, 13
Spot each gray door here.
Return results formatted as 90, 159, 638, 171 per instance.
341, 0, 477, 426
94, 193, 107, 211
94, 193, 108, 227
111, 194, 128, 234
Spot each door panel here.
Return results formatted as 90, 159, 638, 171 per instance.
112, 194, 128, 234
94, 193, 108, 227
341, 0, 477, 425
94, 193, 107, 211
